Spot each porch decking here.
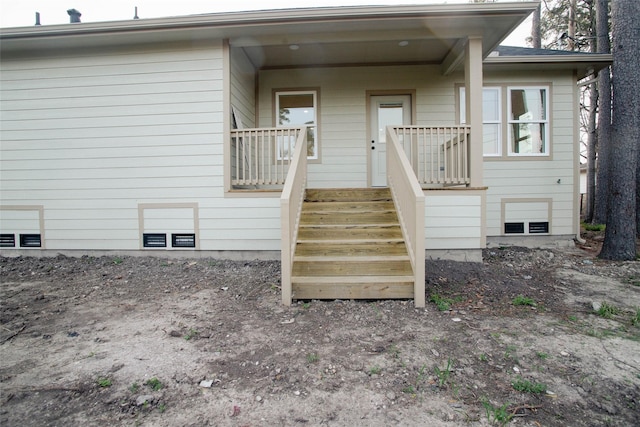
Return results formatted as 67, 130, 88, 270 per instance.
292, 188, 414, 300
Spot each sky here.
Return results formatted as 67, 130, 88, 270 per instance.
0, 0, 533, 46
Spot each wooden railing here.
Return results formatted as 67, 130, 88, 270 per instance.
386, 126, 425, 308
231, 127, 304, 187
280, 127, 308, 305
392, 125, 471, 186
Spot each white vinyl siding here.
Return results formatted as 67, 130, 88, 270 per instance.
0, 42, 284, 252
425, 193, 483, 250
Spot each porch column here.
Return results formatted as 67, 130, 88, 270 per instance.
465, 36, 483, 188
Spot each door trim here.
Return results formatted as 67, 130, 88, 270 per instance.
366, 90, 416, 187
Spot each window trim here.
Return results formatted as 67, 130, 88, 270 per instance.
507, 86, 550, 157
457, 83, 553, 160
274, 89, 320, 161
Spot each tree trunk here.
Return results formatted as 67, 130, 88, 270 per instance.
599, 0, 639, 260
637, 33, 640, 239
568, 0, 577, 50
532, 4, 542, 49
594, 0, 611, 224
637, 145, 640, 238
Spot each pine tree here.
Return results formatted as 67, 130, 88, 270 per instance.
599, 0, 639, 260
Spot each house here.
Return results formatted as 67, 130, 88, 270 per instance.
0, 2, 611, 306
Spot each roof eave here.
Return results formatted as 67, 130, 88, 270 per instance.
1, 2, 540, 40
484, 54, 612, 78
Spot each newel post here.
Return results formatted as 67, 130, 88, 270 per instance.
465, 36, 483, 188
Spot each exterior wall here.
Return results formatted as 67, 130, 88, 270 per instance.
0, 41, 281, 253
481, 71, 576, 239
258, 65, 456, 188
424, 190, 484, 250
1, 51, 577, 254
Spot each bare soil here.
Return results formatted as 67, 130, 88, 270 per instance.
1, 233, 639, 426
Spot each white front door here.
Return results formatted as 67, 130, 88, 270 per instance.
370, 95, 412, 187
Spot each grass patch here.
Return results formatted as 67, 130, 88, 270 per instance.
112, 257, 124, 265
596, 302, 621, 319
512, 377, 547, 394
504, 344, 517, 360
536, 351, 549, 360
632, 308, 640, 327
429, 293, 454, 311
401, 385, 416, 394
434, 358, 454, 387
184, 328, 199, 341
512, 295, 536, 307
97, 377, 112, 388
388, 344, 400, 358
368, 366, 381, 375
145, 377, 163, 391
482, 399, 513, 426
306, 352, 319, 363
129, 382, 140, 393
582, 222, 605, 232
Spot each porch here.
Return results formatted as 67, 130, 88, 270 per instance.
221, 6, 504, 306
229, 124, 475, 307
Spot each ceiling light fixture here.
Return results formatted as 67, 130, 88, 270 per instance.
289, 44, 300, 50
398, 41, 409, 47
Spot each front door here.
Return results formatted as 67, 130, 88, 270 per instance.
369, 95, 412, 187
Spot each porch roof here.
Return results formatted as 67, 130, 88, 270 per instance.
1, 2, 539, 74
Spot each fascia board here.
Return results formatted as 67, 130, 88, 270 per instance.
1, 2, 539, 40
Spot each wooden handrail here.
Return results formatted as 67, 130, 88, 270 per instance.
392, 125, 471, 186
231, 127, 304, 187
280, 127, 308, 305
386, 126, 425, 308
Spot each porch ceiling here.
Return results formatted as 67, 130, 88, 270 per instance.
241, 38, 456, 69
231, 8, 535, 70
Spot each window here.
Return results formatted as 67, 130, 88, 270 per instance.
459, 87, 501, 156
508, 87, 548, 155
275, 90, 318, 159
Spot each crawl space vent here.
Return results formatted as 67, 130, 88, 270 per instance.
529, 222, 549, 234
20, 234, 41, 247
504, 222, 525, 234
143, 233, 167, 248
1, 234, 16, 247
172, 233, 196, 248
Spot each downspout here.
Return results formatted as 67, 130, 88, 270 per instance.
574, 70, 586, 244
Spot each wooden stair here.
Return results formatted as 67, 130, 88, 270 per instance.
292, 188, 415, 300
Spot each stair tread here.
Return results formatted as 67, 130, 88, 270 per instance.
294, 255, 410, 262
292, 275, 414, 283
299, 223, 400, 228
290, 188, 415, 301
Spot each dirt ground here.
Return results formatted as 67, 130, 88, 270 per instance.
1, 232, 639, 426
